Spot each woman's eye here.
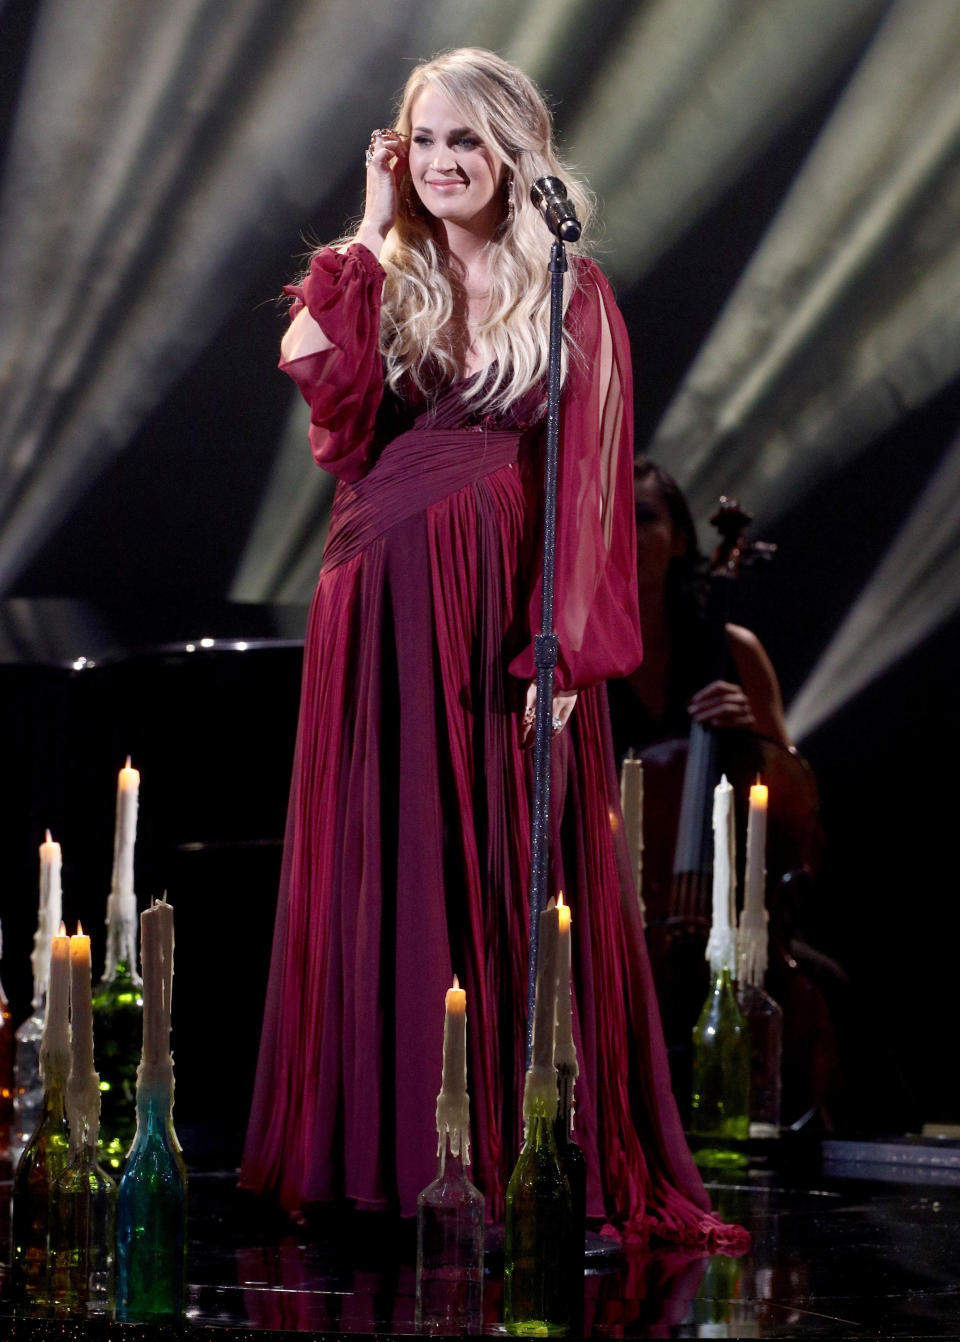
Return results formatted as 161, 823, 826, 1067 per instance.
412, 135, 432, 147
456, 136, 481, 149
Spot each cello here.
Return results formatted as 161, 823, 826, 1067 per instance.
630, 497, 825, 1113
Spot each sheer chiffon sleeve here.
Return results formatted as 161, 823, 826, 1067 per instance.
510, 259, 643, 691
278, 243, 385, 482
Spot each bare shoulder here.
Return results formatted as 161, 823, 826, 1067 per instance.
726, 623, 791, 746
727, 623, 773, 669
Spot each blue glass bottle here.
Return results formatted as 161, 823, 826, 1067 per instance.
116, 1074, 187, 1322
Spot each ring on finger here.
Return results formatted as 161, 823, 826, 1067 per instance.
552, 715, 562, 733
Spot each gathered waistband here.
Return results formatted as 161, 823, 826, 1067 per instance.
321, 427, 524, 570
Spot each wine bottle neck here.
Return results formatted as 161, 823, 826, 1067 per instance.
438, 1132, 465, 1180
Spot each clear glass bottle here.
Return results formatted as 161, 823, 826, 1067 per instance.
690, 967, 750, 1168
13, 1008, 45, 1152
504, 1098, 573, 1336
91, 960, 143, 1173
415, 1132, 484, 1335
48, 1141, 117, 1316
116, 1078, 188, 1322
738, 981, 783, 1137
10, 1069, 71, 1309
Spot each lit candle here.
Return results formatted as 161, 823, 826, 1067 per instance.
531, 897, 560, 1072
31, 830, 63, 1005
111, 757, 140, 904
67, 921, 101, 1151
440, 976, 467, 1094
743, 782, 768, 922
42, 922, 72, 1071
553, 894, 577, 1073
104, 758, 141, 982
619, 756, 644, 918
705, 775, 737, 975
435, 974, 470, 1161
739, 780, 770, 987
69, 923, 94, 1076
113, 756, 140, 891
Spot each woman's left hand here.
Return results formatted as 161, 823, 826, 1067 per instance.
521, 683, 578, 745
687, 679, 756, 731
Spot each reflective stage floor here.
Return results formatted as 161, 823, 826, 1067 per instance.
1, 1138, 959, 1339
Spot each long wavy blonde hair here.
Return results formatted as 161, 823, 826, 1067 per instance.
370, 49, 594, 413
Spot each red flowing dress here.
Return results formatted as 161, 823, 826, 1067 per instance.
241, 243, 746, 1251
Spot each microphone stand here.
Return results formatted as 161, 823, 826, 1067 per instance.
524, 236, 567, 1069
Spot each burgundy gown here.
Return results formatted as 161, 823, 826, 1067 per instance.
241, 243, 747, 1251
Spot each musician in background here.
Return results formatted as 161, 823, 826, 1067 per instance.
608, 457, 843, 1127
608, 456, 790, 762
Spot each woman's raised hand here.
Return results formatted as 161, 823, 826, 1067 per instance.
355, 129, 409, 255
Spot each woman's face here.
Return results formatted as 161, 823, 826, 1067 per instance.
634, 476, 687, 595
407, 85, 506, 237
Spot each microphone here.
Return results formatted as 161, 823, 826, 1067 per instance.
530, 177, 581, 243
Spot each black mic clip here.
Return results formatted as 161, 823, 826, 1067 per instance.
530, 176, 582, 243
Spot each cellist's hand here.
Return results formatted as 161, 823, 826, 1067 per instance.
521, 683, 578, 746
687, 680, 755, 731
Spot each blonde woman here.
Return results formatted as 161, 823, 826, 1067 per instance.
242, 48, 745, 1252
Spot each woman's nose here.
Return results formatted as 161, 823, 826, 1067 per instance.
431, 150, 454, 171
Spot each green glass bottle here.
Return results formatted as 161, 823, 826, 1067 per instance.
116, 1075, 188, 1322
10, 1069, 70, 1310
504, 1094, 573, 1336
48, 1140, 117, 1316
91, 960, 143, 1173
689, 966, 750, 1168
553, 1065, 586, 1334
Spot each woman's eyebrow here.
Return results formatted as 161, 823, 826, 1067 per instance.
411, 124, 478, 138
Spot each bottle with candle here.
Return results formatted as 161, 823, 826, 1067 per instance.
552, 895, 585, 1333
116, 899, 188, 1323
49, 1139, 118, 1316
14, 832, 63, 1152
10, 925, 73, 1311
49, 925, 117, 1317
416, 977, 484, 1335
736, 781, 783, 1137
689, 776, 749, 1168
504, 1086, 573, 1336
504, 899, 573, 1336
689, 964, 750, 1166
92, 758, 144, 1173
116, 1068, 188, 1321
10, 1069, 71, 1310
737, 980, 783, 1137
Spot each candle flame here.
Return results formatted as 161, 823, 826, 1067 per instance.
76, 920, 83, 936
58, 921, 66, 937
125, 754, 132, 769
557, 891, 565, 907
750, 782, 769, 806
452, 974, 459, 990
45, 828, 52, 843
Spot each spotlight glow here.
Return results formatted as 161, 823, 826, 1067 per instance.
787, 429, 960, 742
